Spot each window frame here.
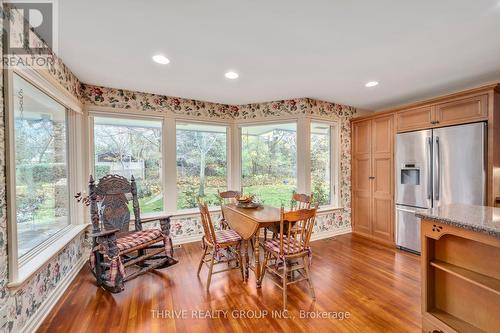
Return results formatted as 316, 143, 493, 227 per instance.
88, 111, 166, 217
175, 120, 231, 212
309, 119, 340, 208
238, 120, 299, 207
6, 68, 86, 286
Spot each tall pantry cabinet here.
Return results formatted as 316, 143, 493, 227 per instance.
352, 115, 395, 244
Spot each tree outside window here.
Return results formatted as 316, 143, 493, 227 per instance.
241, 123, 297, 207
176, 123, 227, 210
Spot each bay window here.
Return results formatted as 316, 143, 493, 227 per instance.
176, 122, 228, 210
240, 123, 297, 207
93, 117, 163, 214
13, 74, 70, 258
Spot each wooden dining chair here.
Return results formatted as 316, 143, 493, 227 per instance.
290, 192, 314, 211
197, 198, 245, 292
266, 192, 314, 240
217, 190, 241, 229
259, 205, 318, 309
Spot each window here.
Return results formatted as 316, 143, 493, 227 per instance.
93, 117, 163, 214
13, 74, 70, 258
176, 122, 227, 210
241, 123, 297, 207
311, 122, 335, 206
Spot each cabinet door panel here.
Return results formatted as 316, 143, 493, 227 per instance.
353, 120, 371, 155
435, 95, 488, 126
371, 115, 394, 242
396, 107, 433, 132
353, 156, 372, 235
372, 156, 393, 241
372, 197, 393, 241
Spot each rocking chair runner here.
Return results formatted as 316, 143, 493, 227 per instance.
88, 174, 178, 293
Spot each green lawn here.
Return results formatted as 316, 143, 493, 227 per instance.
242, 184, 295, 208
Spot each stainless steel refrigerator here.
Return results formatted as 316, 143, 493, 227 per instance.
395, 122, 486, 253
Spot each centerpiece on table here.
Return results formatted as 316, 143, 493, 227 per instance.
236, 194, 262, 209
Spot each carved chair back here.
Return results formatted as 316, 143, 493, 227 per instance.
89, 174, 142, 236
278, 205, 318, 256
197, 198, 217, 245
290, 192, 314, 211
217, 190, 241, 221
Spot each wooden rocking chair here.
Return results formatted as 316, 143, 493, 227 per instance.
88, 174, 178, 293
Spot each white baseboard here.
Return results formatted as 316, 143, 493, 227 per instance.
310, 227, 352, 241
21, 251, 89, 333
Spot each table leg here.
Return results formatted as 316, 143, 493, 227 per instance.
254, 235, 261, 288
244, 240, 249, 281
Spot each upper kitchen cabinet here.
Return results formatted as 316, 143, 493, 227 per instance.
396, 106, 433, 132
434, 94, 488, 126
396, 92, 489, 133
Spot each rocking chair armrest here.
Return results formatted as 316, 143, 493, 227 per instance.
140, 215, 173, 224
89, 229, 120, 238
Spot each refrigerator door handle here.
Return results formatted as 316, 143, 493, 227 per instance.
435, 136, 440, 201
427, 137, 432, 200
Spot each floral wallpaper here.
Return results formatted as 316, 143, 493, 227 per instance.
82, 85, 233, 120
0, 234, 87, 333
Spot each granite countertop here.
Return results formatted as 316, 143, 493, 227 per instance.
415, 203, 500, 238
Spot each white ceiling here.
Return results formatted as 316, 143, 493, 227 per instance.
58, 0, 500, 110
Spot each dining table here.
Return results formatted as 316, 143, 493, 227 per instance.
221, 203, 281, 287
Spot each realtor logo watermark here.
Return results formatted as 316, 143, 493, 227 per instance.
3, 0, 58, 68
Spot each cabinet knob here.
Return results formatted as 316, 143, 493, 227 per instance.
369, 176, 375, 180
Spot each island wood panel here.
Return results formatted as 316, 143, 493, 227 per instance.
421, 219, 500, 333
37, 234, 422, 333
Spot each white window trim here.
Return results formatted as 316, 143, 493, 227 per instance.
309, 118, 341, 209
174, 119, 232, 212
6, 68, 88, 287
84, 107, 343, 218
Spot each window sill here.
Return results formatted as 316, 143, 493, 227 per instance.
8, 224, 90, 289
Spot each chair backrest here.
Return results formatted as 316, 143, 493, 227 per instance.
197, 198, 217, 245
217, 190, 241, 220
89, 174, 142, 234
278, 205, 318, 256
290, 192, 314, 211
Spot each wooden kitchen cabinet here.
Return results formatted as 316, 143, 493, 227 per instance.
434, 94, 488, 126
352, 115, 394, 244
396, 106, 433, 132
396, 94, 489, 132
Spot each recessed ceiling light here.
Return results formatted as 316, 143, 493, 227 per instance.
152, 54, 170, 65
365, 81, 379, 87
225, 71, 239, 79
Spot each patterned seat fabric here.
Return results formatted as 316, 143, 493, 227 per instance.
264, 236, 309, 255
214, 229, 241, 244
116, 229, 163, 252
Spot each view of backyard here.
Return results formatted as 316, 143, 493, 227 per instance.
14, 74, 70, 257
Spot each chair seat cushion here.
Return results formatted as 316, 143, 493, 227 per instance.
214, 229, 241, 244
117, 229, 163, 252
264, 237, 308, 255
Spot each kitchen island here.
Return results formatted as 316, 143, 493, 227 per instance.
416, 204, 500, 333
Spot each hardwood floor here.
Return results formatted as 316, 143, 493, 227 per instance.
37, 234, 421, 333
